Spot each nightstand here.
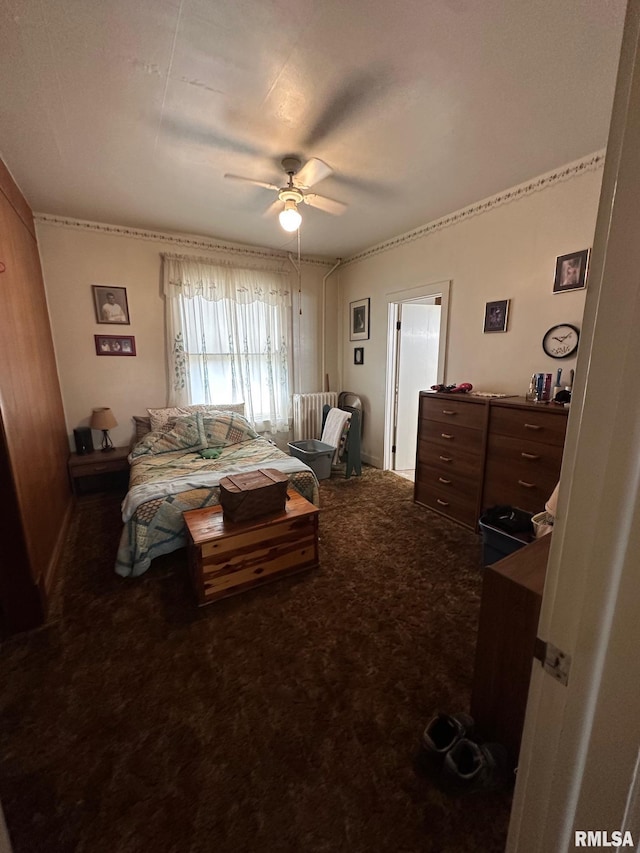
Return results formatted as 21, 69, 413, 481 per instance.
68, 446, 130, 495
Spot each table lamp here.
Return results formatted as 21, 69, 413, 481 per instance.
90, 407, 117, 451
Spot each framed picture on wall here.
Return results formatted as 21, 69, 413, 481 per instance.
350, 298, 370, 341
95, 335, 136, 356
354, 347, 364, 365
553, 249, 589, 293
92, 285, 130, 324
483, 299, 510, 333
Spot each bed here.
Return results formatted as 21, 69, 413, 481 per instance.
115, 407, 319, 578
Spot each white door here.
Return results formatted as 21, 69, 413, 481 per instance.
508, 4, 640, 850
383, 281, 450, 472
394, 301, 441, 471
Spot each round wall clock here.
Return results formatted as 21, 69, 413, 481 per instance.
542, 324, 580, 359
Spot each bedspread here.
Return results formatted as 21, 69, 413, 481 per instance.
115, 437, 319, 578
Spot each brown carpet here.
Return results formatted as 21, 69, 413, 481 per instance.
0, 468, 511, 852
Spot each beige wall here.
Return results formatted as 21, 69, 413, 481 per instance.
36, 222, 337, 450
337, 157, 603, 467
36, 155, 603, 462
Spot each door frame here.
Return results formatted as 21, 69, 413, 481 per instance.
383, 280, 450, 471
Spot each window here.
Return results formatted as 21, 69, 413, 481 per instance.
164, 255, 292, 432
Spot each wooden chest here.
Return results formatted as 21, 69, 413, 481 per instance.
184, 488, 319, 605
219, 467, 288, 522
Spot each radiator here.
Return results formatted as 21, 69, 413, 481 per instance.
292, 392, 338, 441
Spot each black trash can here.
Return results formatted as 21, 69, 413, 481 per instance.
479, 507, 534, 566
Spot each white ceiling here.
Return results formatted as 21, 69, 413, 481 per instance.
0, 0, 627, 259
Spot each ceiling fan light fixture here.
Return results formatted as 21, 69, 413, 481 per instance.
279, 199, 302, 232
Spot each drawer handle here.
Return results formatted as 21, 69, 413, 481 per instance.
438, 477, 452, 484
436, 498, 450, 507
524, 423, 541, 430
518, 479, 536, 488
439, 455, 452, 462
94, 465, 107, 472
441, 433, 454, 440
442, 409, 456, 416
521, 452, 540, 460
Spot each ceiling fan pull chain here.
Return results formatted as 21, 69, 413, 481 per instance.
297, 227, 302, 316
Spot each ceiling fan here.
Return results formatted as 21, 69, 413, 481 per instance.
224, 156, 347, 232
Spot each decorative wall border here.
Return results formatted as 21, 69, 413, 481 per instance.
343, 151, 606, 267
35, 151, 606, 270
33, 214, 335, 268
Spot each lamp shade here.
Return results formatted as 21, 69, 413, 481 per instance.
90, 407, 117, 430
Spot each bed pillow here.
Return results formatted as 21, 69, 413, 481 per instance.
186, 402, 245, 416
148, 403, 245, 433
201, 411, 259, 448
130, 413, 206, 458
133, 415, 152, 442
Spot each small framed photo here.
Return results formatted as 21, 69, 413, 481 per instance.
350, 298, 370, 341
553, 249, 589, 293
483, 299, 510, 333
92, 285, 130, 324
354, 347, 364, 365
95, 335, 136, 356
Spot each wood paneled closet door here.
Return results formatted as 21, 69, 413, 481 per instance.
0, 159, 72, 636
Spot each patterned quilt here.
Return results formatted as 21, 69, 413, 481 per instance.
115, 437, 319, 578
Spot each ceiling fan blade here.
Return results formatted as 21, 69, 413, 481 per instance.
224, 173, 279, 191
161, 115, 267, 157
295, 158, 333, 189
302, 68, 390, 149
303, 193, 347, 216
263, 199, 282, 218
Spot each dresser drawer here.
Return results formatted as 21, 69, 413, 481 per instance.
416, 437, 483, 479
414, 481, 478, 528
420, 395, 486, 430
489, 406, 567, 447
415, 463, 479, 496
417, 421, 485, 454
74, 458, 128, 476
483, 436, 563, 514
482, 475, 558, 516
485, 434, 564, 478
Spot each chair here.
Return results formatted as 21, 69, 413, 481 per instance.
321, 405, 362, 479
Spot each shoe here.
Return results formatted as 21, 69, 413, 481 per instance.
422, 712, 474, 756
442, 737, 508, 794
415, 712, 474, 774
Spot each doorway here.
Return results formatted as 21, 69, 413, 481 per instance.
384, 281, 450, 476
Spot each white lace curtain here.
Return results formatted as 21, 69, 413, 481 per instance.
163, 254, 292, 433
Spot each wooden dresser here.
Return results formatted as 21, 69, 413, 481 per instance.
471, 533, 550, 767
414, 393, 569, 528
414, 393, 489, 528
